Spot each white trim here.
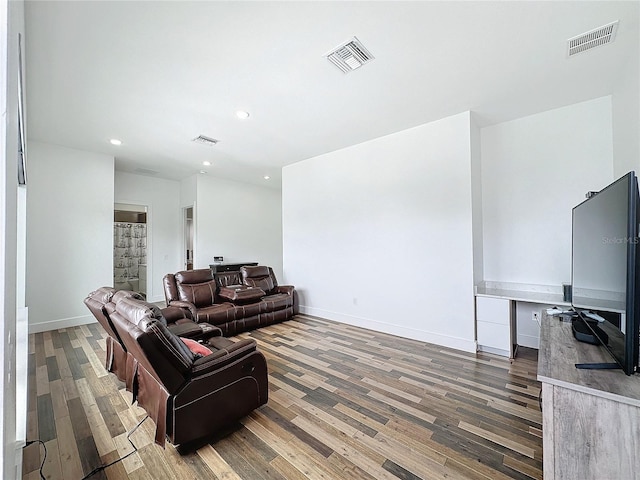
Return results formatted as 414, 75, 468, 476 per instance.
300, 306, 477, 353
477, 345, 510, 357
29, 315, 96, 334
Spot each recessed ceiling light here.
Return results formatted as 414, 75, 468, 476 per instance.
236, 110, 250, 119
263, 175, 270, 180
199, 170, 207, 174
110, 139, 122, 146
202, 161, 212, 166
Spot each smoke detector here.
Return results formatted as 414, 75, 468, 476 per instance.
324, 36, 374, 73
192, 135, 220, 146
567, 21, 619, 57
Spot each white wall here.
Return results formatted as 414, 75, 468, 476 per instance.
283, 112, 476, 352
612, 53, 640, 177
26, 141, 114, 332
115, 171, 182, 303
470, 113, 483, 285
481, 96, 614, 287
194, 175, 283, 281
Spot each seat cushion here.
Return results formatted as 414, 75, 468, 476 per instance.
195, 303, 238, 325
261, 293, 293, 311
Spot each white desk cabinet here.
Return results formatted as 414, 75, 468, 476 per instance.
476, 296, 516, 358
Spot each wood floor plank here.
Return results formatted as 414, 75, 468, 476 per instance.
36, 393, 56, 442
24, 317, 543, 480
197, 444, 243, 480
54, 414, 84, 480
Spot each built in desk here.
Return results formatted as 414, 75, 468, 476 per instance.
537, 313, 640, 479
475, 283, 570, 359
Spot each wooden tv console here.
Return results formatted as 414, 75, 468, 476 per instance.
537, 314, 640, 479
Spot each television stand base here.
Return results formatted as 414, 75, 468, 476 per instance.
575, 362, 620, 370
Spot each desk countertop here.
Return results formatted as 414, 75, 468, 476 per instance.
475, 285, 570, 306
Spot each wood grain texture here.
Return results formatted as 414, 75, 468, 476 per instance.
539, 314, 640, 479
23, 315, 542, 479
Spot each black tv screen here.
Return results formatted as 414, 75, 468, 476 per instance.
571, 171, 640, 375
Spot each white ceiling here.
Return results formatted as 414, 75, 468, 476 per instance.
24, 1, 639, 189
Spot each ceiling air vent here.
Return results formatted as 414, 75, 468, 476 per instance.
325, 36, 374, 73
192, 135, 219, 146
567, 21, 619, 57
134, 168, 158, 176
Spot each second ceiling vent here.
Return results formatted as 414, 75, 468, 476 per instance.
567, 20, 619, 57
325, 36, 374, 73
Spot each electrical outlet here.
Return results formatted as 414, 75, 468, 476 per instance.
532, 311, 540, 323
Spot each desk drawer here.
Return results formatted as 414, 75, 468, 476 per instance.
477, 321, 510, 351
476, 296, 510, 325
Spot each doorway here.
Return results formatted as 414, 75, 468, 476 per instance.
184, 206, 194, 270
114, 203, 148, 296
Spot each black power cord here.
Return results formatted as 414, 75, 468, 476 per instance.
24, 439, 46, 480
81, 415, 149, 479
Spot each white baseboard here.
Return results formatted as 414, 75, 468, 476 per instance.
29, 314, 97, 334
477, 345, 510, 357
300, 306, 476, 353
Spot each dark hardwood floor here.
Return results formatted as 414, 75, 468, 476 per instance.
23, 315, 542, 480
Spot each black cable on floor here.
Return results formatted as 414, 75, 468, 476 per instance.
24, 439, 47, 480
80, 414, 149, 480
538, 388, 543, 411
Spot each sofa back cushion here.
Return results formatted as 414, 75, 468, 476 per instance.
177, 282, 217, 308
241, 266, 277, 294
215, 271, 242, 287
114, 298, 194, 392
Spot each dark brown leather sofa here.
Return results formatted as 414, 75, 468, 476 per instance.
163, 265, 296, 336
101, 294, 269, 448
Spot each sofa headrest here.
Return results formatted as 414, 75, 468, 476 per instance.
241, 266, 271, 279
175, 269, 214, 284
112, 289, 145, 304
115, 297, 166, 327
85, 286, 117, 305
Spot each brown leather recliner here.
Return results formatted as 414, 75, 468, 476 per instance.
84, 287, 128, 382
108, 296, 269, 447
84, 287, 221, 389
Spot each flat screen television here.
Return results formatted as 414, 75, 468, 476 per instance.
571, 171, 640, 375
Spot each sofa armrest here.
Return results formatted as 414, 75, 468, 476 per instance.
168, 322, 222, 339
276, 285, 295, 296
218, 285, 265, 303
168, 300, 197, 320
162, 305, 193, 323
191, 339, 258, 377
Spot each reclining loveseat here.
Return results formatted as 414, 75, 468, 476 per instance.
163, 265, 296, 336
85, 290, 269, 448
84, 287, 218, 386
